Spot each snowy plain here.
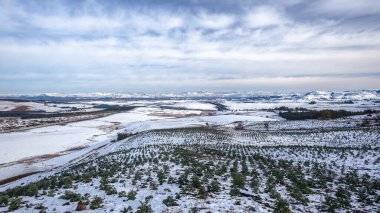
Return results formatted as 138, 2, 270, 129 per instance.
0, 95, 379, 212
0, 101, 278, 182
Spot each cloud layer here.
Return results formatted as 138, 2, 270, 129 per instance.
0, 0, 379, 93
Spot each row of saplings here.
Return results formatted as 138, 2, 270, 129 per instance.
0, 183, 154, 213
1, 144, 378, 212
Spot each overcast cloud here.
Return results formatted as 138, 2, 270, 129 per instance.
0, 0, 379, 93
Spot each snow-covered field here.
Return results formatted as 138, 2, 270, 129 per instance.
0, 105, 276, 182
0, 93, 379, 212
170, 101, 217, 111
0, 125, 379, 212
0, 110, 165, 180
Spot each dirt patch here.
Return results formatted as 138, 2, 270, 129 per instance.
0, 145, 93, 185
98, 123, 121, 133
0, 146, 88, 168
200, 111, 215, 116
10, 105, 30, 112
0, 111, 118, 133
65, 145, 88, 152
0, 171, 40, 186
0, 153, 65, 168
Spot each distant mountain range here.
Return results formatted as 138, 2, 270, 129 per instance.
0, 90, 379, 102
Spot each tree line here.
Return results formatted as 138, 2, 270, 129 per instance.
278, 108, 376, 120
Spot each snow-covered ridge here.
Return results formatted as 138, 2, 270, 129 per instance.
303, 90, 380, 101
1, 89, 379, 101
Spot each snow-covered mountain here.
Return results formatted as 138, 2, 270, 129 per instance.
0, 90, 379, 101
302, 90, 380, 101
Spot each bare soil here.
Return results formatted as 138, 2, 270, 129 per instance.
10, 105, 30, 112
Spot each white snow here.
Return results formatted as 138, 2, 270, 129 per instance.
0, 111, 164, 181
172, 101, 217, 110
0, 108, 275, 181
0, 111, 163, 165
121, 114, 276, 134
0, 94, 379, 201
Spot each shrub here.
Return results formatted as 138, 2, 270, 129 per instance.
274, 198, 291, 213
136, 201, 153, 213
8, 197, 22, 211
121, 206, 133, 213
90, 196, 103, 209
162, 196, 177, 206
358, 188, 369, 203
270, 188, 281, 200
59, 190, 82, 202
234, 122, 245, 130
250, 177, 260, 193
145, 195, 153, 202
100, 180, 117, 195
47, 190, 55, 197
117, 132, 132, 141
190, 207, 199, 213
34, 203, 46, 211
289, 187, 309, 205
231, 172, 245, 188
118, 191, 127, 197
0, 194, 9, 207
209, 180, 220, 192
323, 196, 339, 212
230, 187, 240, 196
241, 161, 249, 175
25, 184, 38, 197
127, 190, 137, 201
178, 173, 188, 186
61, 177, 73, 189
335, 187, 351, 208
150, 182, 158, 190
198, 185, 208, 199
191, 175, 201, 188
157, 170, 166, 185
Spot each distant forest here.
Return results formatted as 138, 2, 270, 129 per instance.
277, 107, 376, 120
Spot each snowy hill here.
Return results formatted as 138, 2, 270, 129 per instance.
1, 90, 379, 101
302, 90, 380, 102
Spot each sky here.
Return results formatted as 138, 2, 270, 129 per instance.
0, 0, 379, 94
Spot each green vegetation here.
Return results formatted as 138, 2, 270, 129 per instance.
127, 190, 137, 201
163, 196, 178, 206
8, 197, 22, 211
116, 132, 133, 141
0, 126, 378, 212
90, 196, 103, 209
274, 198, 291, 213
136, 201, 153, 213
0, 195, 9, 207
279, 108, 375, 120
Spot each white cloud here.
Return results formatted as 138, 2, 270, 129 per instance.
0, 0, 379, 92
244, 6, 288, 28
196, 12, 235, 29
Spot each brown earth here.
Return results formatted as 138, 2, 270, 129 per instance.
0, 171, 40, 186
10, 105, 30, 112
